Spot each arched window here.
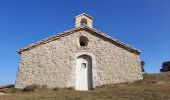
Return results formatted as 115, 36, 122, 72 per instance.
81, 18, 87, 26
79, 36, 88, 47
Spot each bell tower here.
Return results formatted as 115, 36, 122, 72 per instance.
75, 13, 93, 28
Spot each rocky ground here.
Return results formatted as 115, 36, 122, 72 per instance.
0, 72, 170, 100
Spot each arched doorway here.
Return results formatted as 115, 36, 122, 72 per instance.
76, 55, 93, 90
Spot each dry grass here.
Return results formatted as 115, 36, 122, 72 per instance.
1, 72, 170, 100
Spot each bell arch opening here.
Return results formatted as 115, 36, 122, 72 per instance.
80, 18, 87, 26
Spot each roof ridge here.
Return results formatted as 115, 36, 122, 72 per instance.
74, 13, 93, 19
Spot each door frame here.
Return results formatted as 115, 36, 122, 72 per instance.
76, 55, 92, 90
72, 52, 97, 90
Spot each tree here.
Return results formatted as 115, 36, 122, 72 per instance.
160, 61, 170, 72
140, 61, 145, 72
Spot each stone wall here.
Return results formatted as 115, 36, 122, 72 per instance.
15, 30, 143, 89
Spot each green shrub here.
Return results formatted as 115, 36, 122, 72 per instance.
10, 88, 22, 93
41, 85, 48, 90
53, 87, 59, 91
67, 87, 74, 90
23, 84, 41, 92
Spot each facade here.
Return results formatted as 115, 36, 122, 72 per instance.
15, 13, 143, 90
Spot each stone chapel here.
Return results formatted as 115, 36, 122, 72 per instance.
15, 13, 143, 90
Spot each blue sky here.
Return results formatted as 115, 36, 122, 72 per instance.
0, 0, 170, 85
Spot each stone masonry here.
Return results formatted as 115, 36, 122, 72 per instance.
15, 29, 143, 89
15, 13, 143, 89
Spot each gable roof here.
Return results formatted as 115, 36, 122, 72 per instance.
75, 13, 93, 20
17, 26, 141, 55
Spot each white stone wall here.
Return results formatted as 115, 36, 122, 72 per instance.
15, 30, 143, 89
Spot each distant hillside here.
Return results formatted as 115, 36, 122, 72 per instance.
144, 72, 170, 81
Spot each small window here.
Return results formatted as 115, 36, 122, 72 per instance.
81, 63, 86, 68
79, 36, 88, 47
81, 18, 87, 26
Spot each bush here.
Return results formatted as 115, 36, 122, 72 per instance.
0, 89, 6, 93
160, 61, 170, 72
0, 84, 14, 89
140, 61, 145, 72
23, 84, 41, 92
67, 87, 74, 90
53, 87, 59, 91
41, 85, 48, 90
10, 88, 22, 93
